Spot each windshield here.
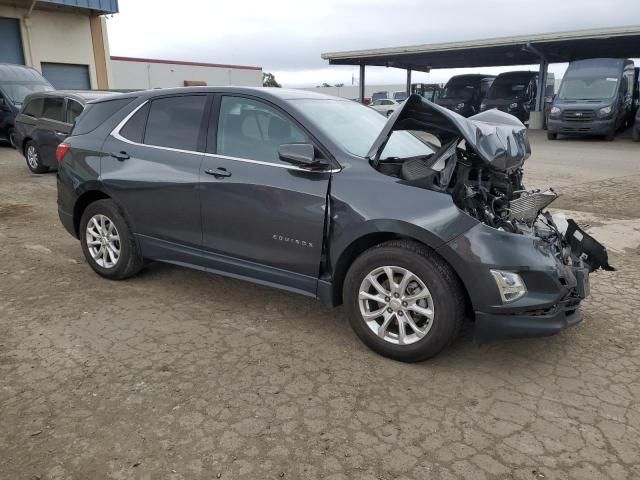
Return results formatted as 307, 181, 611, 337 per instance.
487, 77, 531, 100
293, 99, 435, 159
558, 72, 618, 100
440, 84, 476, 100
0, 81, 53, 105
393, 92, 407, 101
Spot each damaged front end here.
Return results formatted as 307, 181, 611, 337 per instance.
368, 95, 613, 339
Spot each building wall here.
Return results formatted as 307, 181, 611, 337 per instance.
0, 4, 106, 88
110, 59, 263, 90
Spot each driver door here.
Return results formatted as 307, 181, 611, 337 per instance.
199, 95, 332, 295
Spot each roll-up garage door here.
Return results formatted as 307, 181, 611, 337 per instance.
0, 17, 25, 64
41, 63, 91, 90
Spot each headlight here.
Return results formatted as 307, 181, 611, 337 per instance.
550, 106, 561, 115
490, 270, 527, 303
509, 102, 518, 109
598, 106, 612, 116
456, 102, 465, 109
480, 103, 487, 111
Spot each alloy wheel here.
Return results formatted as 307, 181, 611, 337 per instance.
358, 265, 435, 345
26, 145, 39, 169
86, 214, 121, 268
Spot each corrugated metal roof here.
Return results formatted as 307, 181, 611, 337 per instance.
322, 25, 640, 71
39, 0, 118, 14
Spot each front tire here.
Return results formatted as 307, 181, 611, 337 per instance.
343, 240, 465, 362
633, 127, 639, 142
79, 199, 143, 280
24, 140, 48, 174
604, 129, 616, 141
547, 132, 557, 140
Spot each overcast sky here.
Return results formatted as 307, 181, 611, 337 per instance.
106, 0, 640, 87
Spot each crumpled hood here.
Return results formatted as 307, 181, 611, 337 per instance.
367, 94, 531, 171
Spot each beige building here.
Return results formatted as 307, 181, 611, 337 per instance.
0, 0, 114, 89
110, 56, 263, 90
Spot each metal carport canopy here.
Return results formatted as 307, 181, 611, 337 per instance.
321, 26, 640, 71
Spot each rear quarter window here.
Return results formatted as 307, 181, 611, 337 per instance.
72, 97, 136, 136
22, 97, 44, 117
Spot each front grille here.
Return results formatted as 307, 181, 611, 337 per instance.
562, 109, 595, 122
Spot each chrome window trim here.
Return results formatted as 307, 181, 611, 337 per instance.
110, 99, 340, 174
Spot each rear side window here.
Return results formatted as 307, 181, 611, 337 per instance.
72, 97, 135, 135
66, 99, 83, 124
41, 97, 64, 121
120, 103, 149, 143
23, 97, 44, 117
143, 95, 207, 151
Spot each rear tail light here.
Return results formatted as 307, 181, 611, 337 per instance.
56, 142, 71, 163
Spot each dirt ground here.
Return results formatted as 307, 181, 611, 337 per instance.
1, 131, 639, 480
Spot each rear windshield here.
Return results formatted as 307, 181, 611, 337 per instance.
72, 97, 136, 135
558, 63, 621, 100
0, 81, 53, 106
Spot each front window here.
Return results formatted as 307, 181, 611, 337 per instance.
558, 76, 619, 100
293, 99, 435, 160
440, 84, 476, 100
0, 82, 53, 106
216, 96, 308, 163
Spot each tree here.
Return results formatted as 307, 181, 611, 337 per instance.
334, 83, 344, 87
263, 72, 281, 88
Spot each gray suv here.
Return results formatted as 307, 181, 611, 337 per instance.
56, 88, 612, 362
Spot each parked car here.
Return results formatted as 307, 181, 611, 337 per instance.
13, 90, 117, 173
0, 63, 53, 145
481, 71, 555, 125
371, 91, 389, 102
633, 105, 640, 142
392, 91, 408, 103
411, 83, 443, 103
547, 58, 637, 141
436, 74, 495, 117
57, 89, 612, 362
370, 98, 401, 116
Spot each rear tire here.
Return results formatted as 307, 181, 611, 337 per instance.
633, 127, 639, 142
24, 140, 48, 174
343, 240, 465, 362
547, 132, 557, 140
79, 199, 143, 280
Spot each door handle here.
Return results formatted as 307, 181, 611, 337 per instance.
110, 151, 130, 161
205, 167, 232, 179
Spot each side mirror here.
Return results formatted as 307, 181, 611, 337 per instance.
279, 143, 327, 169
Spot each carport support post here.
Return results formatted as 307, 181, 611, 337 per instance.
406, 68, 412, 97
536, 59, 548, 113
359, 63, 366, 104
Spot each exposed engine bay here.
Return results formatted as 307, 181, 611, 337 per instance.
367, 95, 614, 274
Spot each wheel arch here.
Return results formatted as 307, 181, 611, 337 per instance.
327, 226, 471, 313
22, 136, 33, 153
73, 189, 112, 236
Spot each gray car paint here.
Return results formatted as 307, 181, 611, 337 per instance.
57, 86, 585, 342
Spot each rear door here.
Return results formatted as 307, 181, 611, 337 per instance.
101, 94, 211, 252
199, 94, 332, 294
